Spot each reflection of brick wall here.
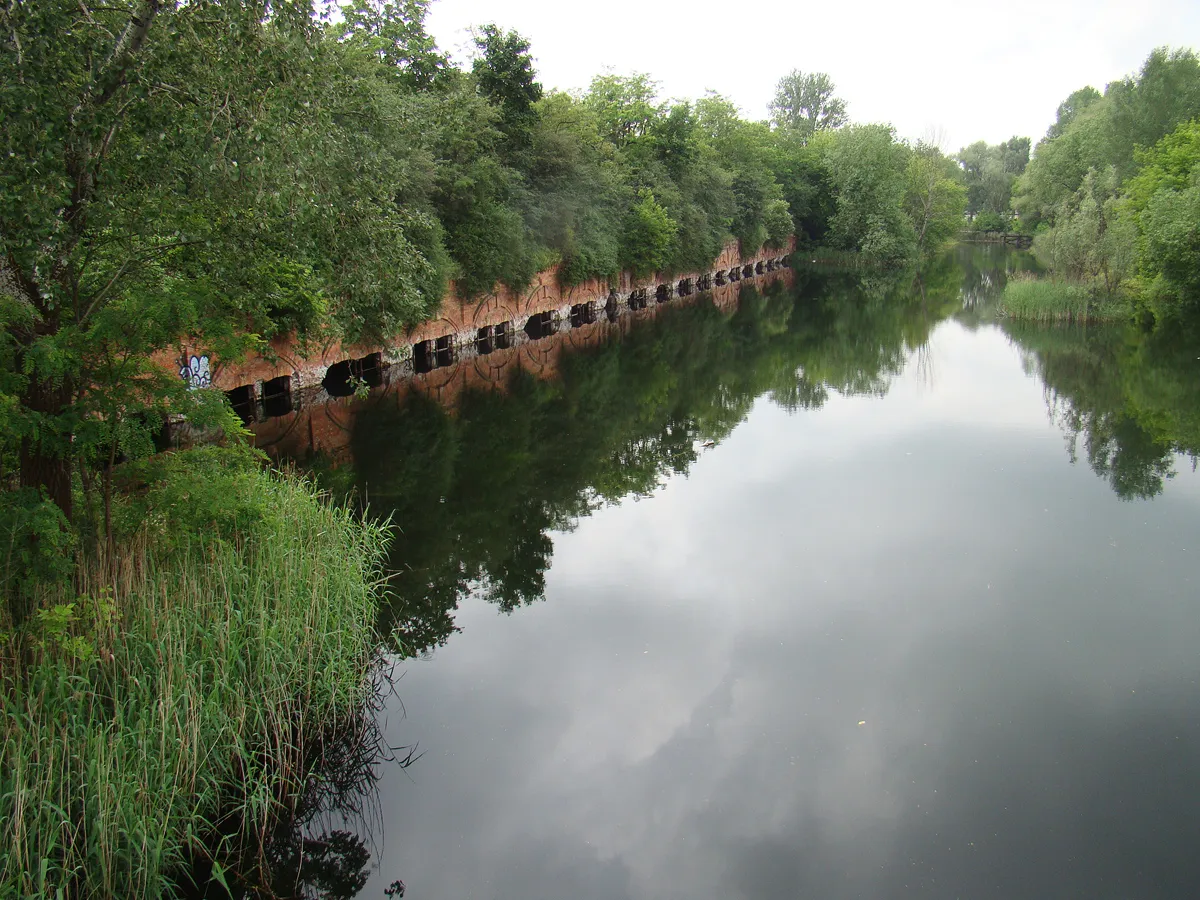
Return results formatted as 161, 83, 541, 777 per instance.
161, 237, 795, 395
250, 264, 795, 463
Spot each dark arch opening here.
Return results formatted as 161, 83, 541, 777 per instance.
261, 375, 293, 418
324, 353, 383, 397
225, 384, 256, 424
322, 360, 355, 397
525, 311, 555, 340
413, 340, 434, 374
570, 302, 596, 327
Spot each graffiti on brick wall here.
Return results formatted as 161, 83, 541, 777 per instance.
180, 354, 212, 390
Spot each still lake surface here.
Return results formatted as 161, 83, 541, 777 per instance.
272, 247, 1200, 898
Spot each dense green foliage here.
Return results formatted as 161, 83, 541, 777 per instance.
0, 449, 389, 898
1007, 47, 1200, 323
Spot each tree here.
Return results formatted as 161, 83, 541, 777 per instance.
905, 143, 968, 253
1045, 86, 1102, 140
769, 70, 848, 143
821, 125, 914, 262
0, 0, 444, 531
956, 137, 1029, 219
1140, 180, 1200, 311
471, 24, 543, 160
1031, 167, 1134, 291
336, 0, 447, 88
622, 191, 679, 276
583, 72, 662, 147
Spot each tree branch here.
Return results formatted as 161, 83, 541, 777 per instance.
70, 0, 165, 125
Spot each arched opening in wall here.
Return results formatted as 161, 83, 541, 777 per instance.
714, 270, 727, 286
225, 384, 256, 424
322, 360, 355, 397
755, 261, 765, 274
495, 321, 512, 350
677, 278, 693, 297
742, 264, 754, 278
729, 268, 741, 281
655, 284, 671, 303
627, 289, 644, 310
605, 292, 619, 319
525, 311, 555, 340
765, 259, 775, 271
570, 302, 596, 327
261, 375, 293, 418
476, 326, 494, 355
324, 353, 383, 397
413, 340, 434, 374
698, 274, 712, 291
435, 335, 455, 368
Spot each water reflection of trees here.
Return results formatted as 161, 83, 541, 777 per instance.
328, 260, 990, 658
952, 242, 1043, 325
1005, 321, 1200, 500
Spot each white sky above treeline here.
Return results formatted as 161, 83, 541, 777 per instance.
426, 0, 1200, 153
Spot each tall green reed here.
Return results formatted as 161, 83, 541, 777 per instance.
1, 463, 390, 899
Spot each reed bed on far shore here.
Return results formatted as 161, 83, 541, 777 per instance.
999, 274, 1131, 324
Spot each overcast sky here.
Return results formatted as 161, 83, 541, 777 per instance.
427, 0, 1200, 152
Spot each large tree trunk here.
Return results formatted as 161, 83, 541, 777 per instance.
19, 375, 75, 522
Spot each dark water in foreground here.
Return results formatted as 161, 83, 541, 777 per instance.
270, 247, 1200, 899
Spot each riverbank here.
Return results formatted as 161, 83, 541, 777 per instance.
0, 448, 389, 898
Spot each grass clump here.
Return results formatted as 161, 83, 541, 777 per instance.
1000, 275, 1131, 324
0, 447, 390, 899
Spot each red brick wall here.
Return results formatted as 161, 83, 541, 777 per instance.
163, 237, 795, 395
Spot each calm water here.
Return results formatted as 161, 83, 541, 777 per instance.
275, 247, 1200, 898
